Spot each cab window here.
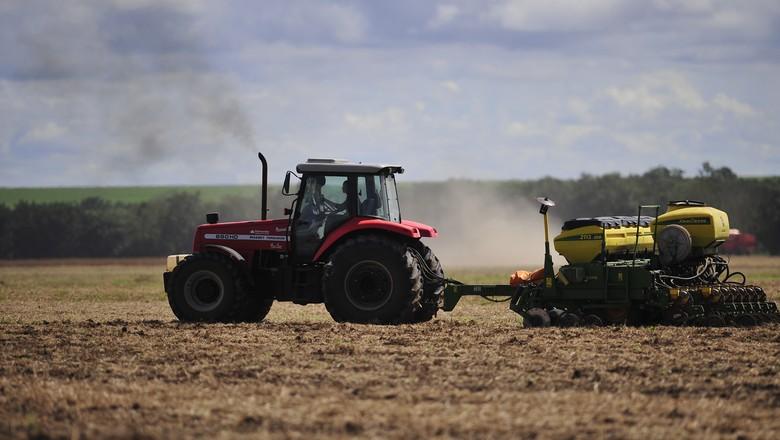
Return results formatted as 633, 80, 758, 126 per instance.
294, 175, 351, 260
385, 174, 401, 222
357, 175, 387, 219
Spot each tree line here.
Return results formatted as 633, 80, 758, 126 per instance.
0, 163, 778, 258
0, 193, 287, 259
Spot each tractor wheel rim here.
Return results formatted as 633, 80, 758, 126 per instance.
184, 270, 225, 312
344, 260, 394, 312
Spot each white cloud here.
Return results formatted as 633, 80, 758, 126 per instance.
319, 4, 367, 43
713, 94, 757, 117
111, 0, 209, 13
485, 0, 626, 32
440, 80, 460, 93
344, 108, 407, 132
704, 5, 780, 39
651, 0, 713, 14
605, 72, 762, 124
567, 98, 592, 121
754, 143, 779, 158
23, 122, 68, 142
606, 86, 666, 115
664, 74, 707, 110
612, 132, 672, 155
605, 71, 707, 115
235, 2, 367, 45
428, 4, 460, 28
505, 120, 600, 147
505, 121, 537, 137
556, 124, 601, 147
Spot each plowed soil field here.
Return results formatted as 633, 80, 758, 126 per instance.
2, 257, 780, 439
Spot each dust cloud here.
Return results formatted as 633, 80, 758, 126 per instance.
401, 183, 565, 268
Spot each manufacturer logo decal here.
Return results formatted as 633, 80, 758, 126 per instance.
205, 233, 286, 242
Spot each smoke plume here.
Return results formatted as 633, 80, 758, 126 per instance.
2, 2, 256, 177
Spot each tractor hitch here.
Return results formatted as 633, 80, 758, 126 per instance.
442, 284, 516, 311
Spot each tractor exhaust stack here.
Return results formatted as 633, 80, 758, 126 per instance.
258, 152, 268, 220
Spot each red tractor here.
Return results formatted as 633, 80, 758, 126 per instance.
163, 153, 444, 324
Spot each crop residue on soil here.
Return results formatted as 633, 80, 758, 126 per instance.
1, 257, 780, 438
2, 307, 780, 439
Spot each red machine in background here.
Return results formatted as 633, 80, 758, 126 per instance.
721, 229, 758, 255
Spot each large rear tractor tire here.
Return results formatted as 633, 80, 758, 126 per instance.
410, 243, 444, 323
168, 253, 272, 323
322, 235, 423, 324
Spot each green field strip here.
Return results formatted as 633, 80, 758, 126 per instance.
0, 185, 280, 205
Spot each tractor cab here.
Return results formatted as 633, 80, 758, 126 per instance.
286, 159, 404, 262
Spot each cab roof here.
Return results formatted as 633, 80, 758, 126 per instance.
296, 158, 404, 174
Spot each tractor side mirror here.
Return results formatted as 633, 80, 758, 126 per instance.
282, 171, 300, 196
282, 172, 291, 194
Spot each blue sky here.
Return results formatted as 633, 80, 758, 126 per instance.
1, 0, 778, 186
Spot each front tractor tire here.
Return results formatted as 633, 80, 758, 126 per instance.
322, 235, 423, 324
167, 253, 272, 323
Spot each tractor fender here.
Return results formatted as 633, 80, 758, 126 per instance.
401, 220, 438, 238
202, 244, 246, 263
312, 218, 423, 262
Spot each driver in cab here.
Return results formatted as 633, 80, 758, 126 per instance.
298, 176, 350, 238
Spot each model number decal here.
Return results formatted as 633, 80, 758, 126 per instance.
204, 233, 286, 242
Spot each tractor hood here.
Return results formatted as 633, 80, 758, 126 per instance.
192, 218, 290, 256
